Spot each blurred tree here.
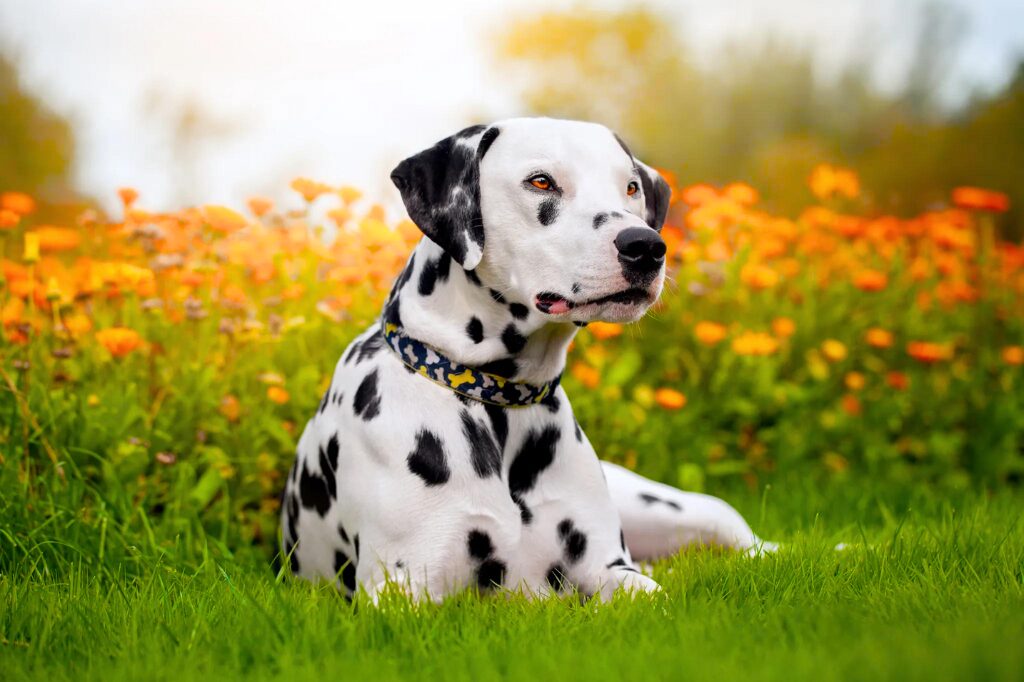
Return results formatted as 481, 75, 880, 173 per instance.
0, 51, 76, 200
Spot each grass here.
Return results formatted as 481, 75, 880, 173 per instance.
3, 478, 1023, 681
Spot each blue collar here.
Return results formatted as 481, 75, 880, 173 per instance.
381, 321, 559, 408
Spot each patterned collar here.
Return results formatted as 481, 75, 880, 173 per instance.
381, 321, 559, 408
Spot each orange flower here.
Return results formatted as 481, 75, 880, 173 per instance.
203, 205, 248, 233
571, 361, 600, 389
680, 183, 720, 207
291, 177, 333, 202
907, 341, 953, 364
117, 187, 139, 207
723, 182, 759, 206
1, 297, 24, 327
588, 321, 623, 340
267, 386, 290, 404
338, 186, 363, 205
220, 394, 242, 422
809, 164, 860, 200
694, 321, 727, 346
844, 371, 866, 391
731, 331, 779, 356
951, 186, 1009, 213
841, 394, 862, 416
247, 197, 274, 217
821, 339, 848, 362
865, 328, 893, 349
886, 371, 910, 391
34, 226, 81, 253
0, 209, 19, 229
771, 317, 796, 338
654, 387, 686, 410
1001, 346, 1024, 366
96, 327, 143, 358
853, 269, 888, 292
1, 191, 36, 215
740, 263, 780, 290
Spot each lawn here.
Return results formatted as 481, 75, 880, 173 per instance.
3, 478, 1022, 681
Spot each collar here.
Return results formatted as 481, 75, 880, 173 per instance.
381, 321, 559, 408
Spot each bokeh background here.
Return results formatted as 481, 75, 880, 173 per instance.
1, 0, 1023, 563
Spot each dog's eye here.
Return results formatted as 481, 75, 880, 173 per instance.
627, 181, 640, 197
529, 175, 554, 191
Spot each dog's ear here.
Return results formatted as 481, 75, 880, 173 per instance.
391, 125, 500, 271
636, 161, 671, 232
613, 132, 671, 231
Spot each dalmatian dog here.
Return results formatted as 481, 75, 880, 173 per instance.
280, 117, 773, 601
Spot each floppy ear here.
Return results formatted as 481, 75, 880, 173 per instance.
636, 161, 671, 232
390, 124, 500, 271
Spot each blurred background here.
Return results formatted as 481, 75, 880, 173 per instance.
2, 0, 1022, 233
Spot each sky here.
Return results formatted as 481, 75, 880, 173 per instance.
1, 0, 1022, 212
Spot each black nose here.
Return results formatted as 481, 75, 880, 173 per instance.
615, 227, 666, 272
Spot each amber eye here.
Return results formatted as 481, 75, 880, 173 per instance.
529, 174, 553, 191
627, 181, 640, 197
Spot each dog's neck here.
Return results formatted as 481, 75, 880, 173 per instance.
381, 240, 578, 386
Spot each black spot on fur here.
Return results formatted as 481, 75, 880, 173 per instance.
467, 529, 493, 559
418, 257, 440, 296
407, 429, 450, 486
501, 324, 527, 354
353, 534, 360, 559
286, 493, 299, 541
613, 132, 635, 163
574, 419, 583, 442
338, 523, 350, 545
516, 498, 533, 525
465, 269, 482, 286
483, 403, 508, 451
355, 333, 384, 363
509, 302, 529, 320
540, 391, 560, 414
478, 358, 518, 379
436, 253, 452, 282
477, 127, 501, 159
466, 317, 484, 344
383, 297, 402, 329
317, 387, 330, 414
573, 321, 588, 328
299, 463, 331, 517
639, 492, 682, 511
508, 426, 561, 501
620, 529, 626, 552
593, 212, 609, 229
461, 410, 501, 478
353, 369, 381, 421
387, 253, 416, 304
571, 282, 582, 294
334, 550, 357, 592
477, 559, 506, 589
607, 557, 639, 573
489, 288, 507, 304
318, 437, 339, 500
538, 198, 559, 226
547, 564, 566, 591
558, 519, 588, 564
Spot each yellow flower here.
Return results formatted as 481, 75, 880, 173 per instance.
865, 328, 893, 349
23, 232, 40, 264
844, 371, 866, 391
731, 331, 779, 356
87, 394, 100, 407
771, 317, 796, 338
740, 263, 780, 290
821, 339, 848, 362
654, 388, 686, 410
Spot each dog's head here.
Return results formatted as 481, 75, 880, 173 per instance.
391, 118, 671, 323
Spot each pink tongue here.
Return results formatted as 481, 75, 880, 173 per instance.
546, 298, 571, 314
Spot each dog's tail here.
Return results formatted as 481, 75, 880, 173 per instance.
601, 461, 778, 561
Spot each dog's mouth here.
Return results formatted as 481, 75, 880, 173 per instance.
534, 288, 651, 315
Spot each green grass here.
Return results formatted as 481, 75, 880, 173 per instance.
3, 479, 1023, 681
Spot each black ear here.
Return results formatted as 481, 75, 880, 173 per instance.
390, 125, 499, 270
637, 161, 671, 232
613, 131, 671, 231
